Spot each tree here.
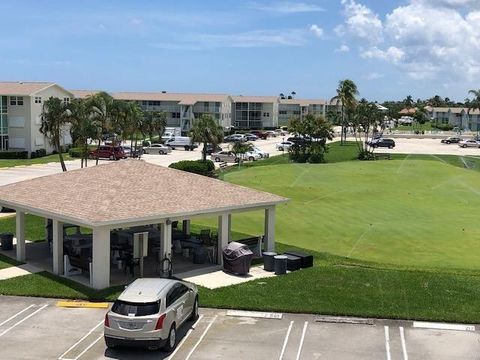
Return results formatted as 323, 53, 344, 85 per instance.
230, 141, 254, 166
144, 111, 167, 144
403, 95, 414, 109
40, 97, 70, 171
189, 114, 224, 161
413, 106, 428, 125
351, 99, 383, 159
287, 114, 334, 163
467, 90, 480, 132
331, 79, 359, 145
68, 98, 101, 168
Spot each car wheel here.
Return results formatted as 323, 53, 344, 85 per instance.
190, 296, 199, 321
249, 156, 255, 161
234, 158, 240, 163
109, 155, 114, 160
159, 150, 164, 155
163, 324, 177, 352
215, 157, 220, 162
388, 146, 393, 149
278, 147, 283, 151
463, 145, 467, 148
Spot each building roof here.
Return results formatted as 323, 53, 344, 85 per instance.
399, 108, 417, 115
279, 99, 327, 106
0, 160, 287, 227
432, 106, 480, 115
231, 95, 279, 103
112, 92, 231, 105
0, 81, 57, 96
70, 90, 103, 99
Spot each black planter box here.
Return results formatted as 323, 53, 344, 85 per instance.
284, 251, 313, 268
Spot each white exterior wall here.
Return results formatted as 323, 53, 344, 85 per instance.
7, 96, 31, 152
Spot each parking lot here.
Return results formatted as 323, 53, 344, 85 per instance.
0, 295, 479, 360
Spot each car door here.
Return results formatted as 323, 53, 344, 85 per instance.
166, 283, 189, 326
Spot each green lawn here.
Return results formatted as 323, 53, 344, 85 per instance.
0, 154, 72, 168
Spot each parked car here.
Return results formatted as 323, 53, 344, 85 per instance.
164, 137, 198, 151
441, 137, 462, 144
243, 133, 259, 141
143, 144, 172, 155
161, 132, 175, 141
89, 146, 126, 160
224, 134, 246, 143
243, 151, 261, 161
250, 130, 268, 139
264, 130, 277, 138
276, 141, 294, 151
104, 278, 198, 351
121, 146, 142, 158
274, 129, 288, 136
287, 136, 306, 145
252, 146, 269, 159
205, 144, 222, 155
211, 151, 240, 163
369, 138, 395, 149
459, 139, 480, 148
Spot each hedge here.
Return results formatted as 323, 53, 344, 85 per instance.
0, 151, 28, 159
30, 149, 47, 159
168, 160, 215, 176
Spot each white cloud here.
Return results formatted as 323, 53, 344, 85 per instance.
309, 24, 324, 38
336, 0, 480, 81
335, 44, 350, 52
250, 1, 325, 13
336, 0, 383, 44
363, 72, 384, 80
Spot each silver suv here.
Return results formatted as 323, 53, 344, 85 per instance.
104, 278, 198, 351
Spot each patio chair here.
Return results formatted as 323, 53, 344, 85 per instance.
200, 229, 211, 245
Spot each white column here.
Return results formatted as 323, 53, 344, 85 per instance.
52, 219, 64, 275
16, 211, 25, 262
217, 214, 229, 265
264, 206, 276, 252
227, 214, 232, 242
160, 222, 172, 261
92, 226, 110, 289
182, 220, 190, 236
44, 218, 49, 243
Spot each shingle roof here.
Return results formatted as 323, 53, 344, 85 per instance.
231, 95, 279, 103
0, 81, 55, 96
0, 160, 287, 227
70, 90, 103, 99
112, 92, 231, 104
279, 99, 327, 106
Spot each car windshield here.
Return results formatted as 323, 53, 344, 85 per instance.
111, 300, 160, 317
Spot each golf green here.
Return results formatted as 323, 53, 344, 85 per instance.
209, 157, 480, 271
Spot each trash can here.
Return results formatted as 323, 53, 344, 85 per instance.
263, 252, 277, 272
0, 233, 13, 251
274, 255, 288, 275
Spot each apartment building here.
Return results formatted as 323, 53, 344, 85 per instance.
231, 96, 280, 129
429, 107, 480, 131
278, 99, 329, 126
0, 81, 73, 154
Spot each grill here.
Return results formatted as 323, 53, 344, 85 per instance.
222, 242, 253, 275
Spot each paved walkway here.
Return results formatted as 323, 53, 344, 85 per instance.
0, 263, 41, 280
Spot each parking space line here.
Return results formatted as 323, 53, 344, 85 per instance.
400, 326, 408, 360
167, 315, 204, 360
278, 320, 294, 360
295, 321, 308, 360
0, 304, 35, 327
0, 304, 48, 337
74, 334, 103, 360
384, 326, 391, 360
58, 320, 104, 360
185, 315, 218, 360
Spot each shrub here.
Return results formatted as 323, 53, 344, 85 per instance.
169, 160, 215, 176
30, 149, 47, 159
358, 150, 375, 161
68, 147, 86, 158
433, 123, 454, 131
0, 151, 28, 159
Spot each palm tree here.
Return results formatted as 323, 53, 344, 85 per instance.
467, 90, 480, 132
144, 111, 167, 144
331, 79, 359, 144
40, 97, 70, 171
189, 114, 224, 161
291, 91, 296, 98
68, 98, 101, 168
403, 95, 414, 109
279, 93, 285, 99
230, 141, 254, 166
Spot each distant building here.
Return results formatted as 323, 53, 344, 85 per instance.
0, 81, 73, 154
429, 107, 480, 131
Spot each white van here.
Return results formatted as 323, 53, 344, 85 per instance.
164, 137, 198, 151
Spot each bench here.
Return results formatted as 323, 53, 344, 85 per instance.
237, 236, 263, 258
374, 153, 391, 160
219, 162, 228, 170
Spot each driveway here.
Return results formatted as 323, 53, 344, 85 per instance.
0, 295, 478, 360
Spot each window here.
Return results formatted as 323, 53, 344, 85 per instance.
10, 96, 24, 106
63, 97, 70, 104
263, 112, 270, 117
279, 110, 287, 115
111, 300, 160, 316
34, 96, 42, 104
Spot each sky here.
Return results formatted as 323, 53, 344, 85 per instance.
1, 0, 480, 102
